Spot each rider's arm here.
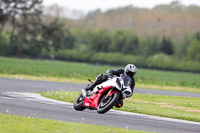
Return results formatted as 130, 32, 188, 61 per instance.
106, 69, 124, 77
130, 78, 135, 95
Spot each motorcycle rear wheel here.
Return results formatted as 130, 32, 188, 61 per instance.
74, 95, 85, 111
97, 93, 119, 114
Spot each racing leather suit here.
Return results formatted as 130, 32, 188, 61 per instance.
85, 68, 136, 108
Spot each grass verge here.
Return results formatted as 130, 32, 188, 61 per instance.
1, 73, 200, 93
0, 113, 149, 133
0, 57, 200, 93
40, 91, 200, 122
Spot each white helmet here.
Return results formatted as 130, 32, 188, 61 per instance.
125, 64, 137, 78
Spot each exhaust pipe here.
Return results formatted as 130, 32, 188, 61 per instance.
81, 89, 87, 98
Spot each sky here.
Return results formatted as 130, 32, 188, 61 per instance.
43, 0, 200, 19
43, 0, 200, 13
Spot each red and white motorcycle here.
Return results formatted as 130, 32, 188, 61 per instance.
73, 74, 133, 114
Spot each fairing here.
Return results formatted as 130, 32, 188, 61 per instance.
83, 74, 133, 108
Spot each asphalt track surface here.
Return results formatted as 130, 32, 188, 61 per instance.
0, 78, 200, 133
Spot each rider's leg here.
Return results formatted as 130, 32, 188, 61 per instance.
85, 74, 108, 91
85, 82, 97, 91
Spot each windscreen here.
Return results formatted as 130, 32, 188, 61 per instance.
120, 74, 131, 86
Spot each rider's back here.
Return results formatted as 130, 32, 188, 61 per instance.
106, 69, 135, 94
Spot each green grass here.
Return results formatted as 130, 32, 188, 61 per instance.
0, 113, 149, 133
0, 57, 200, 93
40, 91, 200, 122
0, 57, 109, 80
136, 69, 200, 88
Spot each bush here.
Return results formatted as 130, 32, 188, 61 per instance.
0, 32, 10, 56
147, 53, 200, 72
174, 61, 200, 72
147, 54, 175, 70
53, 50, 200, 72
90, 52, 142, 65
91, 52, 125, 65
54, 49, 91, 62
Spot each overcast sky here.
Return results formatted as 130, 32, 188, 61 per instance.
43, 0, 200, 13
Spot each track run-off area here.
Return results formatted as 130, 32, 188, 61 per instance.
0, 78, 200, 133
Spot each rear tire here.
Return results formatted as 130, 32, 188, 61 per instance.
74, 95, 85, 111
97, 93, 119, 114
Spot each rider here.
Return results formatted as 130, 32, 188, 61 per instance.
85, 64, 137, 108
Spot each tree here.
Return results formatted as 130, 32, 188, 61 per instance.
72, 29, 91, 52
89, 29, 111, 52
191, 32, 200, 41
187, 39, 200, 61
22, 19, 73, 57
109, 30, 127, 52
139, 36, 161, 57
40, 19, 71, 51
122, 34, 139, 55
16, 0, 43, 57
175, 36, 189, 59
0, 0, 13, 35
186, 32, 200, 61
63, 30, 75, 49
160, 37, 174, 55
0, 0, 43, 57
0, 31, 9, 55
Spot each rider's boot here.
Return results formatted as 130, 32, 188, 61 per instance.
85, 82, 96, 91
85, 74, 108, 95
115, 100, 124, 108
85, 82, 97, 95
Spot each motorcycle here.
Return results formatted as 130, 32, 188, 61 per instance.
73, 73, 133, 114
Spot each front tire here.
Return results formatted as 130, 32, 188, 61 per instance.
74, 95, 85, 111
97, 93, 119, 114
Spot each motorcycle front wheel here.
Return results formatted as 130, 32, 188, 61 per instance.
73, 94, 85, 111
97, 93, 119, 114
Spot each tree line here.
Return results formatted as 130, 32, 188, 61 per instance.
0, 0, 71, 57
73, 1, 200, 43
0, 0, 200, 72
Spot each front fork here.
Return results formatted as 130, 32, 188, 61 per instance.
107, 89, 123, 105
105, 88, 120, 100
